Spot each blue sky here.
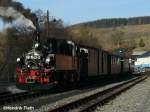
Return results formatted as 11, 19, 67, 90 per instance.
18, 0, 150, 25
0, 0, 150, 29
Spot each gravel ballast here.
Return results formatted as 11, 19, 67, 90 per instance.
95, 76, 150, 112
30, 77, 137, 112
0, 76, 138, 112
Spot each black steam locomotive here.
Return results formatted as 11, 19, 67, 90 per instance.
16, 31, 134, 90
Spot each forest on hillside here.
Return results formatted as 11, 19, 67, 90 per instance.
70, 23, 150, 56
72, 16, 150, 28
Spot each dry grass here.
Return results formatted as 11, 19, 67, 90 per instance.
70, 24, 150, 52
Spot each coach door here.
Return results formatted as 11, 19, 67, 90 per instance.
80, 48, 88, 79
107, 54, 111, 74
121, 57, 124, 73
101, 52, 104, 73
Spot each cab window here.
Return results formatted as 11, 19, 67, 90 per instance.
57, 40, 75, 56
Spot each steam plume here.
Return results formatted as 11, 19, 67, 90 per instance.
0, 0, 37, 29
0, 7, 36, 29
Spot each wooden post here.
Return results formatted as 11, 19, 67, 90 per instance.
47, 10, 49, 37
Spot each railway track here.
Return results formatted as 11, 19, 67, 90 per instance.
0, 91, 10, 96
48, 75, 147, 112
0, 90, 51, 106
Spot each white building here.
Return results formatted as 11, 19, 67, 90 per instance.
132, 51, 150, 72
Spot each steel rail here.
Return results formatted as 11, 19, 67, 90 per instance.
0, 90, 51, 106
48, 76, 147, 112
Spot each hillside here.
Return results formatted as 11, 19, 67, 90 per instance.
70, 23, 150, 54
71, 16, 150, 28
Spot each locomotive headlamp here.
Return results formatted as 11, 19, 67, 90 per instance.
35, 43, 39, 48
45, 58, 50, 63
27, 64, 30, 68
31, 55, 34, 59
17, 57, 20, 62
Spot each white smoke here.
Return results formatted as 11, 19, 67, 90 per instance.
7, 85, 26, 93
0, 7, 36, 30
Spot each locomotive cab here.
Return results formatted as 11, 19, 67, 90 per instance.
44, 38, 77, 85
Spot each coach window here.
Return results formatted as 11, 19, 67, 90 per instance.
113, 58, 114, 64
80, 48, 88, 58
88, 49, 90, 62
76, 46, 80, 56
105, 54, 107, 63
118, 58, 120, 64
67, 41, 75, 56
113, 57, 115, 64
104, 54, 106, 63
103, 53, 105, 63
103, 53, 105, 62
111, 57, 112, 64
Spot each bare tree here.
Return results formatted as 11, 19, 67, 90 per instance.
111, 29, 124, 48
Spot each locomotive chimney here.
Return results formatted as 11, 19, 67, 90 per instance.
33, 18, 40, 43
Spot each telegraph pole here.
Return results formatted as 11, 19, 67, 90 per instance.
47, 10, 49, 37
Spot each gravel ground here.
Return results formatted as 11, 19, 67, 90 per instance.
95, 76, 150, 112
0, 76, 137, 112
28, 77, 137, 112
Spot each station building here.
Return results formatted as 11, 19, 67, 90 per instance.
132, 51, 150, 72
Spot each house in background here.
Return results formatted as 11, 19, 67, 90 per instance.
132, 51, 150, 73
